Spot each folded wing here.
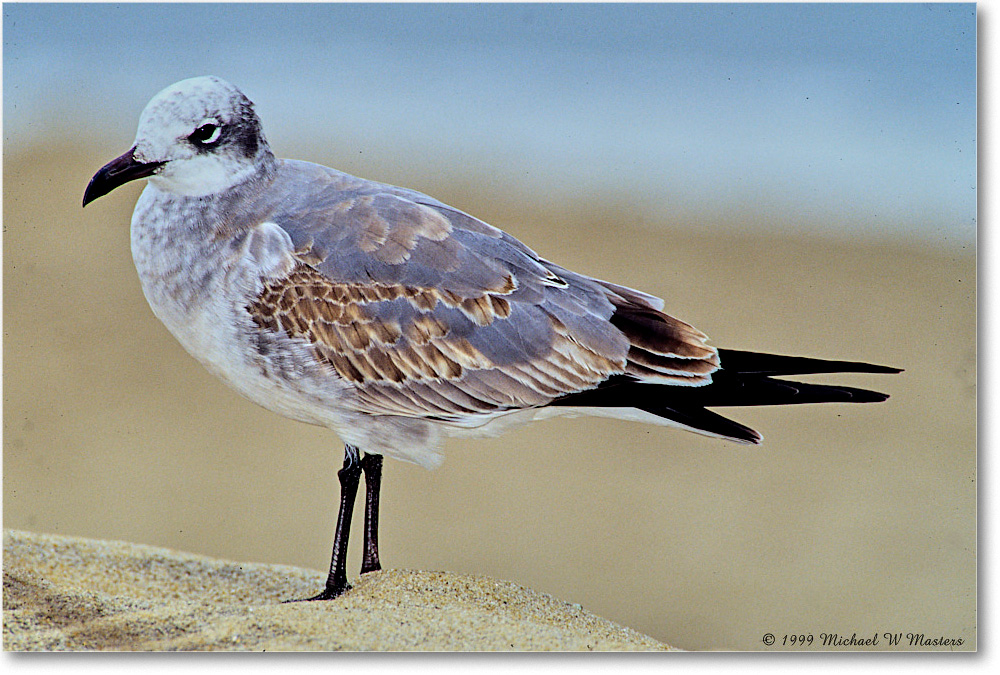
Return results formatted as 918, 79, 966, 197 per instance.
245, 164, 722, 422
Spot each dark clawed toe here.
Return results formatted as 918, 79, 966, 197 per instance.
283, 584, 352, 603
306, 584, 352, 601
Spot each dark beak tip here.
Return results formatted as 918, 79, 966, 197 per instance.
82, 173, 114, 208
81, 180, 100, 208
81, 148, 163, 209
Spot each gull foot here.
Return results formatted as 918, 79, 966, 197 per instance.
283, 583, 352, 603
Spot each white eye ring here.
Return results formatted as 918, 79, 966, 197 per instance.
191, 118, 222, 145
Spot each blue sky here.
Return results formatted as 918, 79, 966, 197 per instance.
3, 3, 977, 247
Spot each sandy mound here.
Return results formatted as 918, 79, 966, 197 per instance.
3, 530, 672, 651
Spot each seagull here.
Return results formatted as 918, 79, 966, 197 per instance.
83, 76, 900, 601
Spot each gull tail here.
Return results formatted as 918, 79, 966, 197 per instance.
551, 350, 902, 445
712, 349, 903, 378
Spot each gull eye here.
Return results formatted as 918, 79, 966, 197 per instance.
189, 120, 222, 146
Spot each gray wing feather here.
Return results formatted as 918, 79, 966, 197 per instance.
245, 159, 717, 421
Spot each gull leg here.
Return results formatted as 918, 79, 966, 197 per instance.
360, 453, 383, 574
303, 444, 362, 601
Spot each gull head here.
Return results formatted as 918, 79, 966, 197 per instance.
83, 76, 273, 205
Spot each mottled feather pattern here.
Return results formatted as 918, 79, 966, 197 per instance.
247, 262, 624, 420
241, 167, 726, 420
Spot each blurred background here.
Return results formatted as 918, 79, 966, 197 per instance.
3, 3, 976, 650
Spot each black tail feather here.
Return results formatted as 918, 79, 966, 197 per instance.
551, 350, 900, 444
640, 405, 763, 445
671, 371, 891, 407
716, 349, 902, 377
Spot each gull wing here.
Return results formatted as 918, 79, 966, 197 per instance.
244, 161, 719, 421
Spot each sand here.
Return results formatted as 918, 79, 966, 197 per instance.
3, 143, 976, 650
3, 529, 671, 651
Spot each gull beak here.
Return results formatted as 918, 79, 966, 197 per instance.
82, 148, 164, 207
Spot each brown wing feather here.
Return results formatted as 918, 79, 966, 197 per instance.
247, 264, 625, 419
609, 301, 720, 384
266, 175, 721, 392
